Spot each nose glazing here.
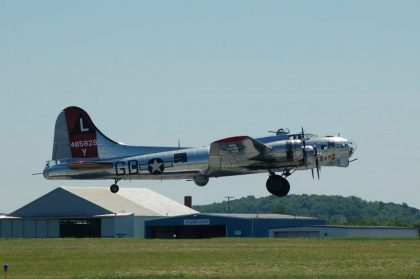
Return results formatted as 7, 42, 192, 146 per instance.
348, 140, 357, 156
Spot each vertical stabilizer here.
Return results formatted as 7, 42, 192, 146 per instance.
51, 106, 180, 161
52, 107, 100, 160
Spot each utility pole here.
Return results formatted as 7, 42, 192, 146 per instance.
225, 196, 234, 213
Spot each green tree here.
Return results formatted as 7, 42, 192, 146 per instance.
194, 194, 420, 226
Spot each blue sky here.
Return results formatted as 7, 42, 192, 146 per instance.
0, 1, 419, 213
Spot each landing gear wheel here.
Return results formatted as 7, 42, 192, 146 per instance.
193, 175, 209, 187
266, 175, 290, 197
110, 184, 119, 193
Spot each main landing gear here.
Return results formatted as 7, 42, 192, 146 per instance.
266, 170, 292, 197
110, 179, 121, 193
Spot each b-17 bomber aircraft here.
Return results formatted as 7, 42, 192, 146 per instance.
43, 107, 357, 196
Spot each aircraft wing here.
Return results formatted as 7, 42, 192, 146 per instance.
208, 136, 272, 172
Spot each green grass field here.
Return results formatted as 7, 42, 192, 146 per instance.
0, 238, 419, 279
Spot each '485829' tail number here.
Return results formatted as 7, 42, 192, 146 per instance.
70, 139, 97, 148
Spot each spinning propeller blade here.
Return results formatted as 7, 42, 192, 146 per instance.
301, 127, 306, 148
301, 127, 320, 179
314, 144, 320, 179
301, 127, 308, 167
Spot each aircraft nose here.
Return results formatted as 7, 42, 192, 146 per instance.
348, 140, 357, 156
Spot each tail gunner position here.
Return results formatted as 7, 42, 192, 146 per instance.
43, 107, 357, 196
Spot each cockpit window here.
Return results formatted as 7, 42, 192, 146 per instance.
335, 143, 349, 148
289, 133, 316, 141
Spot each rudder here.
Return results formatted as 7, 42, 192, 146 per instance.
52, 106, 100, 160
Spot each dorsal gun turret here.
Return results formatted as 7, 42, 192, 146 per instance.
268, 128, 290, 136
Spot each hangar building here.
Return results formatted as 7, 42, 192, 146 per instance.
1, 187, 417, 239
269, 225, 418, 238
145, 213, 326, 238
145, 214, 418, 239
0, 186, 197, 238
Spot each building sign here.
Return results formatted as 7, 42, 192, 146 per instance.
183, 219, 210, 225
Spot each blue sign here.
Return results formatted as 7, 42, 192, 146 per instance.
3, 264, 8, 272
183, 219, 210, 225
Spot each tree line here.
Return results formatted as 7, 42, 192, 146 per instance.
193, 194, 420, 227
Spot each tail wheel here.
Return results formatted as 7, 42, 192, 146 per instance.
266, 175, 290, 197
110, 184, 119, 193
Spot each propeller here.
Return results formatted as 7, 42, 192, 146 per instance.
301, 126, 320, 180
301, 127, 305, 146
314, 144, 320, 179
301, 127, 307, 167
310, 145, 321, 179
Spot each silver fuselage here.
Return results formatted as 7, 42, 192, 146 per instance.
43, 134, 356, 182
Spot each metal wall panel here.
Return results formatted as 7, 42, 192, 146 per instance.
12, 220, 23, 237
269, 226, 419, 238
36, 220, 48, 238
0, 220, 12, 237
134, 216, 160, 238
114, 215, 134, 238
47, 219, 59, 237
101, 217, 115, 237
23, 220, 36, 238
145, 214, 326, 238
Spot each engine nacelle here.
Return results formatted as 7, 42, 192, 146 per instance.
270, 140, 304, 163
303, 145, 316, 165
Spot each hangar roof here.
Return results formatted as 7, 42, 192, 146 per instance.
9, 186, 197, 218
207, 213, 317, 220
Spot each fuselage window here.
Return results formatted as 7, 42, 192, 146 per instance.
174, 152, 188, 163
